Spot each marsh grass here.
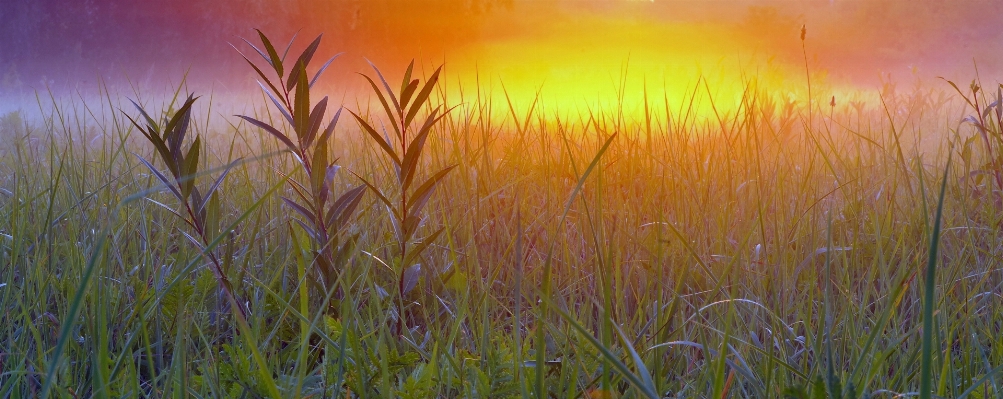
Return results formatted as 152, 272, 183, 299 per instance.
2, 32, 1003, 398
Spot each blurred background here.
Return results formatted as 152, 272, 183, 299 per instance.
1, 0, 1000, 115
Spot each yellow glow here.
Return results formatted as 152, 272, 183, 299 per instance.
436, 10, 810, 121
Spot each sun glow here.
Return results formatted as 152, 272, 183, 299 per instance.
333, 1, 851, 122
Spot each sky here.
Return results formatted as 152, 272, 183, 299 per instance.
2, 0, 1002, 116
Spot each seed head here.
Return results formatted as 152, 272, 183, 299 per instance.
800, 24, 806, 41
830, 96, 835, 107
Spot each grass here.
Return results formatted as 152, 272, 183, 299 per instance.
1, 30, 1003, 398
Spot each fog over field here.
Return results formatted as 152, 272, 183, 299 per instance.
2, 0, 1001, 116
7, 2, 1003, 397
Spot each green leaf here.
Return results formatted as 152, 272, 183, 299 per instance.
366, 59, 402, 119
164, 95, 197, 159
402, 264, 421, 294
128, 99, 160, 133
280, 31, 298, 62
406, 165, 456, 222
293, 61, 311, 143
310, 53, 343, 88
349, 171, 397, 218
311, 138, 328, 201
400, 79, 420, 112
198, 159, 239, 214
920, 153, 951, 399
540, 294, 660, 399
282, 196, 318, 227
399, 106, 439, 188
612, 324, 657, 398
400, 60, 415, 95
401, 106, 456, 191
255, 29, 283, 77
326, 185, 366, 232
233, 43, 287, 110
304, 96, 328, 149
240, 36, 274, 69
286, 34, 322, 91
181, 135, 201, 200
256, 80, 293, 126
205, 192, 221, 238
123, 111, 177, 176
135, 154, 183, 201
317, 107, 342, 147
349, 110, 401, 166
236, 115, 299, 154
359, 72, 402, 142
402, 228, 443, 267
811, 376, 826, 399
404, 66, 443, 129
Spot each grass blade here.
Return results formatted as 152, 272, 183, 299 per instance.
921, 154, 951, 399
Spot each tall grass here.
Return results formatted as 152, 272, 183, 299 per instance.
1, 32, 1002, 398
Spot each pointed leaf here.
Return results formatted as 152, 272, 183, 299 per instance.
236, 115, 298, 154
128, 99, 160, 133
164, 95, 197, 158
407, 165, 456, 221
311, 139, 329, 199
233, 43, 286, 107
282, 196, 318, 226
293, 218, 321, 243
326, 185, 366, 231
144, 198, 193, 229
402, 106, 454, 190
400, 60, 415, 96
402, 228, 443, 267
124, 112, 177, 176
205, 193, 221, 238
281, 31, 298, 62
351, 171, 396, 217
199, 158, 239, 213
135, 154, 183, 201
293, 61, 311, 143
240, 36, 274, 69
305, 96, 328, 149
318, 107, 342, 147
366, 60, 401, 119
404, 66, 442, 129
257, 80, 294, 126
255, 29, 283, 77
181, 135, 201, 200
359, 73, 402, 141
387, 205, 404, 247
310, 53, 343, 88
402, 215, 422, 243
275, 169, 314, 206
400, 79, 420, 112
180, 230, 206, 252
613, 323, 658, 398
286, 34, 322, 90
349, 110, 401, 166
402, 264, 421, 294
332, 234, 359, 276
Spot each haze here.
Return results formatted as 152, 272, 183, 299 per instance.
2, 0, 1001, 116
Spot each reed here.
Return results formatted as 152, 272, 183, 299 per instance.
1, 28, 1001, 398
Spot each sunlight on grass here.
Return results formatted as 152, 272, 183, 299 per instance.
1, 26, 1002, 399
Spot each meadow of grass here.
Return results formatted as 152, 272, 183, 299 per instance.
2, 32, 1003, 398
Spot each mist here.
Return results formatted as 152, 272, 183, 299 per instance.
2, 0, 1001, 115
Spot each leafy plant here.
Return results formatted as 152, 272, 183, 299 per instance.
349, 60, 455, 335
235, 31, 366, 296
945, 79, 1003, 196
124, 94, 245, 319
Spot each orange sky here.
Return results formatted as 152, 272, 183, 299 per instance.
3, 0, 1002, 117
